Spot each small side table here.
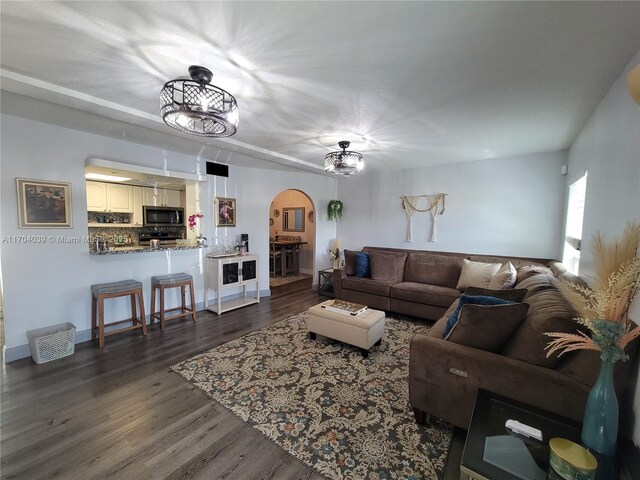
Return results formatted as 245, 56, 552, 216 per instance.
318, 268, 335, 297
461, 389, 616, 480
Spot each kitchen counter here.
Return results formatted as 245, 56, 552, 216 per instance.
90, 245, 207, 255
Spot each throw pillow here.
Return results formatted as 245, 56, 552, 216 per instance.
465, 286, 527, 303
344, 249, 361, 276
488, 262, 517, 289
456, 259, 502, 290
355, 252, 371, 278
446, 302, 530, 352
443, 294, 515, 338
369, 251, 400, 282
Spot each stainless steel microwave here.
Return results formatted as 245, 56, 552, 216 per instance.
143, 206, 184, 226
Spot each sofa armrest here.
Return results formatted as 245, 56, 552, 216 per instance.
332, 268, 347, 298
409, 334, 590, 429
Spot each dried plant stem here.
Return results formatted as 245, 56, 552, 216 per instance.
546, 223, 640, 362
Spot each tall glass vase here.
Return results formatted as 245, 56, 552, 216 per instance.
581, 357, 618, 456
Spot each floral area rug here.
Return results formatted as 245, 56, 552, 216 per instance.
171, 312, 452, 480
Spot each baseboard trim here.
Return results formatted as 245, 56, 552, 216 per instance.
4, 290, 272, 363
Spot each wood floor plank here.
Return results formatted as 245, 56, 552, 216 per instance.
1, 282, 461, 479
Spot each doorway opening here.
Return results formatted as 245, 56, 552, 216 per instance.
269, 189, 316, 291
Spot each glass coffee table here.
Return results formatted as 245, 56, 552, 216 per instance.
460, 389, 615, 480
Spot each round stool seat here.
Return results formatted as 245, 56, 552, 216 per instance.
91, 279, 143, 296
151, 273, 193, 285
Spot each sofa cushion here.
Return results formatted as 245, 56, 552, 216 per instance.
516, 265, 554, 283
456, 259, 502, 290
488, 262, 517, 289
344, 249, 361, 276
516, 274, 559, 297
502, 288, 579, 368
446, 302, 530, 352
369, 251, 407, 283
469, 255, 547, 269
355, 252, 371, 277
465, 286, 528, 303
342, 276, 395, 296
444, 294, 515, 337
404, 253, 465, 288
390, 282, 460, 307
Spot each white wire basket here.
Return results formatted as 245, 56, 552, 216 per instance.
26, 322, 76, 364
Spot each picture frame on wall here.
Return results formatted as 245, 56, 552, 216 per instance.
215, 197, 236, 227
16, 178, 73, 228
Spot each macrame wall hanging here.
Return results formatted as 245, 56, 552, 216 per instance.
400, 193, 447, 242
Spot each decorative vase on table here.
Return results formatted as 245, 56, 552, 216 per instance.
543, 225, 640, 460
196, 235, 206, 247
581, 357, 618, 456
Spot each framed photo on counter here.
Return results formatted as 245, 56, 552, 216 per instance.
215, 197, 236, 227
16, 178, 73, 228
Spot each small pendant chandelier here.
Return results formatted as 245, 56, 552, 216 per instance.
160, 65, 239, 137
324, 141, 364, 176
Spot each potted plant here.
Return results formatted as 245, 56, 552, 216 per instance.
545, 223, 640, 456
188, 212, 206, 246
327, 200, 344, 221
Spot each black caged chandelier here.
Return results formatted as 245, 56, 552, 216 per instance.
160, 65, 239, 137
324, 141, 364, 176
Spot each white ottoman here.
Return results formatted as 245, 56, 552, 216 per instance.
307, 301, 386, 356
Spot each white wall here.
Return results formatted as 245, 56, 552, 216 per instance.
0, 114, 337, 360
566, 50, 640, 445
336, 151, 567, 259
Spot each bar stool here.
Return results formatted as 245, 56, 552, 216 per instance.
91, 279, 147, 349
269, 240, 282, 278
150, 273, 196, 330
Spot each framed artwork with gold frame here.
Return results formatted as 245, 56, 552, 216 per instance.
16, 178, 73, 228
215, 197, 236, 227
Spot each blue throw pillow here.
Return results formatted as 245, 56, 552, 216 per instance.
355, 252, 371, 277
443, 295, 515, 338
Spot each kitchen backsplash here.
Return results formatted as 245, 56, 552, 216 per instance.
87, 212, 186, 250
88, 211, 132, 224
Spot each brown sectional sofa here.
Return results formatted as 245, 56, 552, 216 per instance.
332, 246, 636, 429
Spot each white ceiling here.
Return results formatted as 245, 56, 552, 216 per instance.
1, 1, 639, 173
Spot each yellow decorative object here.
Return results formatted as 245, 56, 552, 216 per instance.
549, 438, 597, 480
627, 64, 640, 105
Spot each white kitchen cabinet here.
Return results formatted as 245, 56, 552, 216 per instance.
86, 181, 107, 211
204, 255, 260, 314
141, 187, 157, 206
132, 186, 144, 226
140, 187, 183, 207
163, 189, 182, 207
106, 184, 134, 212
86, 182, 133, 212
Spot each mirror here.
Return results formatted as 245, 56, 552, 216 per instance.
282, 207, 305, 232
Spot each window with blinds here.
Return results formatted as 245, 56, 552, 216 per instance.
562, 172, 587, 274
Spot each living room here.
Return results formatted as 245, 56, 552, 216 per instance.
1, 2, 640, 479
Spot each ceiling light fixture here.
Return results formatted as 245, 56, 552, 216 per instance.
160, 65, 239, 137
324, 141, 364, 176
85, 172, 132, 182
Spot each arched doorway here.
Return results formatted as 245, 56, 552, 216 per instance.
269, 189, 316, 290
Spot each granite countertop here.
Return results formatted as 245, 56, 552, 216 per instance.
90, 245, 208, 255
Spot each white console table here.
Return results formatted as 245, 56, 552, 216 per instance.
204, 254, 260, 314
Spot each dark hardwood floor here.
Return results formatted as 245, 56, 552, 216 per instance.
1, 283, 464, 480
